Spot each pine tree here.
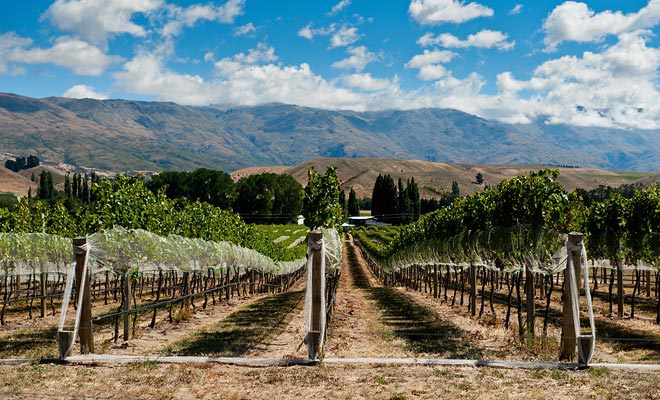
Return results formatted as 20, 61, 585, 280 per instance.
347, 187, 360, 217
64, 174, 72, 199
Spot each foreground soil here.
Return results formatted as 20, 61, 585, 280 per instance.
2, 362, 659, 400
1, 234, 659, 399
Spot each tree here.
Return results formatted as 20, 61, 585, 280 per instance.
234, 173, 303, 224
147, 168, 236, 209
37, 171, 55, 200
451, 181, 460, 197
371, 174, 397, 224
347, 188, 360, 217
406, 177, 420, 222
302, 166, 343, 230
476, 172, 484, 184
64, 174, 72, 199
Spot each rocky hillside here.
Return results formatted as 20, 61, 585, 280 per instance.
1, 92, 659, 173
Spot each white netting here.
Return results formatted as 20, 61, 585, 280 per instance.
358, 228, 567, 275
86, 227, 306, 276
0, 227, 307, 278
0, 232, 78, 277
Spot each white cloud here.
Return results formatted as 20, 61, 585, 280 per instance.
0, 32, 33, 73
418, 30, 515, 50
509, 4, 523, 15
405, 49, 456, 80
341, 73, 397, 92
63, 84, 108, 99
330, 26, 361, 48
298, 23, 336, 40
162, 0, 245, 37
409, 0, 494, 25
114, 45, 374, 109
405, 49, 456, 69
329, 0, 351, 16
7, 36, 122, 75
234, 22, 256, 36
213, 43, 278, 75
543, 0, 660, 50
42, 0, 162, 47
498, 30, 660, 128
332, 46, 381, 71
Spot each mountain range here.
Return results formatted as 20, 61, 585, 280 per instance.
1, 92, 659, 173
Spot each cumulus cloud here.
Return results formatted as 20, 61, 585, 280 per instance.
63, 84, 108, 99
162, 0, 245, 37
341, 73, 398, 91
406, 49, 456, 68
297, 23, 336, 40
405, 49, 457, 80
0, 32, 33, 73
42, 0, 162, 47
329, 0, 351, 16
330, 26, 361, 48
234, 22, 256, 36
409, 0, 493, 25
3, 35, 122, 75
332, 46, 381, 71
499, 30, 660, 128
418, 30, 515, 50
114, 45, 374, 109
543, 0, 660, 50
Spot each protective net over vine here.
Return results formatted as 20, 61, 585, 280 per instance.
358, 226, 659, 275
86, 227, 307, 276
0, 232, 73, 277
0, 227, 308, 278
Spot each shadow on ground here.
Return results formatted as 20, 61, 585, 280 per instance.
164, 290, 305, 357
0, 327, 58, 358
347, 241, 483, 359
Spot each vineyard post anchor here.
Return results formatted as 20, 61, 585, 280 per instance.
560, 232, 583, 361
74, 237, 94, 354
307, 230, 324, 360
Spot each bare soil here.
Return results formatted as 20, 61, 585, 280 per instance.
1, 234, 659, 399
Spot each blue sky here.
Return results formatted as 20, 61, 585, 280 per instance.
1, 1, 660, 129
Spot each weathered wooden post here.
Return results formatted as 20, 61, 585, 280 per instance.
469, 264, 477, 316
74, 237, 94, 353
307, 230, 324, 360
526, 267, 535, 338
40, 266, 47, 318
616, 259, 624, 319
123, 273, 132, 341
560, 232, 582, 361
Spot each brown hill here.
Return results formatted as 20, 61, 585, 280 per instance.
231, 157, 659, 199
0, 167, 37, 196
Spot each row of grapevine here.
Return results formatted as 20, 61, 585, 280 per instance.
353, 169, 660, 328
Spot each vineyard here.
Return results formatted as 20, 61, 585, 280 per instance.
1, 169, 660, 399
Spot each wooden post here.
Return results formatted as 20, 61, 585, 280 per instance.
40, 269, 47, 318
123, 273, 132, 341
74, 237, 94, 353
307, 230, 324, 360
526, 267, 535, 338
560, 232, 582, 361
616, 258, 624, 319
469, 264, 477, 316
